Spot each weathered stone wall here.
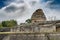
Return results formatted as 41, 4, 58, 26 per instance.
10, 34, 46, 40
11, 24, 56, 32
0, 27, 10, 40
3, 33, 60, 40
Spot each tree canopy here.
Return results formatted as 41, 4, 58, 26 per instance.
0, 20, 17, 28
25, 19, 31, 23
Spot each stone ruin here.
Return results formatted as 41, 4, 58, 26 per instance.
1, 9, 60, 40
11, 9, 57, 33
31, 9, 46, 23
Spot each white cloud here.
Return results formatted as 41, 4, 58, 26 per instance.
0, 0, 32, 24
0, 0, 60, 24
41, 0, 60, 21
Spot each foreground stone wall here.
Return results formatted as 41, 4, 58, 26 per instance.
2, 33, 60, 40
10, 34, 46, 40
0, 27, 10, 40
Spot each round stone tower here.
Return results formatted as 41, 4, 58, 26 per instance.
31, 9, 46, 23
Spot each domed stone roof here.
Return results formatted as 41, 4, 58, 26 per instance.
31, 9, 46, 23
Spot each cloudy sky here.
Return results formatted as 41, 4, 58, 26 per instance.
0, 0, 60, 24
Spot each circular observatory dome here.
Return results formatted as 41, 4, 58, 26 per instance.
31, 9, 46, 23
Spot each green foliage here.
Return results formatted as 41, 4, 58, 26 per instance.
26, 19, 31, 23
2, 21, 8, 27
2, 20, 17, 27
0, 23, 3, 28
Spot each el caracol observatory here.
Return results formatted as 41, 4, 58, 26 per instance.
31, 9, 46, 23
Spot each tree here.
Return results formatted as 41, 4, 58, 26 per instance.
0, 23, 3, 28
10, 20, 17, 26
2, 21, 8, 27
25, 19, 31, 23
2, 20, 17, 27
